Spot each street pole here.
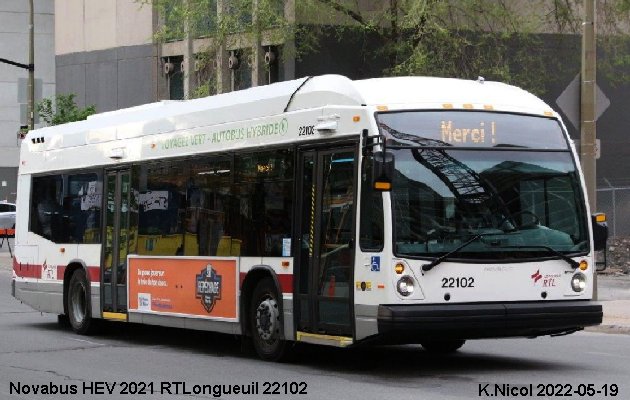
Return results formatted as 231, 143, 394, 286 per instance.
0, 2, 35, 130
28, 0, 35, 130
580, 0, 597, 299
182, 0, 194, 98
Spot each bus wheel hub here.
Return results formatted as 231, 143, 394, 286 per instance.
256, 298, 278, 341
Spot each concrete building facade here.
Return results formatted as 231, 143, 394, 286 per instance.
55, 0, 161, 112
0, 0, 55, 202
54, 0, 295, 106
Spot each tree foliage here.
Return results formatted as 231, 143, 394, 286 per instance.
36, 94, 96, 126
549, 0, 630, 84
141, 0, 293, 54
140, 0, 630, 96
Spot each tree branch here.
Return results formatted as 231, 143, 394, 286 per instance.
315, 0, 369, 28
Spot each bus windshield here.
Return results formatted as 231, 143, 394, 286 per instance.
377, 111, 588, 261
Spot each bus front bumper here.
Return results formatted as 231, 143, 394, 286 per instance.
377, 301, 602, 340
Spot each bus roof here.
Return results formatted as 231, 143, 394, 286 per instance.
23, 74, 553, 152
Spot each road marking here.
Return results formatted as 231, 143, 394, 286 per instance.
67, 338, 105, 346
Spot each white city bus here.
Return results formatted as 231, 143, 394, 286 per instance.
13, 75, 606, 360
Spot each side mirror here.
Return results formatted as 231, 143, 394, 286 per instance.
372, 151, 394, 191
591, 213, 608, 251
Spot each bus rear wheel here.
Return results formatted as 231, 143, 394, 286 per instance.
250, 278, 288, 361
67, 268, 94, 335
421, 339, 466, 353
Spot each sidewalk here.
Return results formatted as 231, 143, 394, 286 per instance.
2, 245, 629, 334
589, 300, 630, 334
0, 238, 12, 270
586, 272, 630, 335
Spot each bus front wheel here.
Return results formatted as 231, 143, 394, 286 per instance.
67, 268, 94, 335
250, 277, 288, 361
421, 339, 466, 353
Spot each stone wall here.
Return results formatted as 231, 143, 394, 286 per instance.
605, 236, 630, 274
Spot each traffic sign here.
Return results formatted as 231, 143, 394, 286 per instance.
555, 73, 610, 130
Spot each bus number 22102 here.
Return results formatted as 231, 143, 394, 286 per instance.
442, 277, 475, 288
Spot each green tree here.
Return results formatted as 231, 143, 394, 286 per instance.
36, 94, 96, 126
142, 0, 630, 96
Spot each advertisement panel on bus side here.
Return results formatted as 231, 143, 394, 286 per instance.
128, 256, 238, 321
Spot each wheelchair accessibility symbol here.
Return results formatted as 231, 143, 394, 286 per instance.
371, 256, 380, 272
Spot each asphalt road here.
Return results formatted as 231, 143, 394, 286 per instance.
1, 265, 629, 400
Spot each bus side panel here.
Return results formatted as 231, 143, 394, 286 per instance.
15, 174, 30, 244
128, 312, 241, 335
12, 279, 40, 311
76, 243, 103, 320
36, 281, 64, 314
13, 174, 42, 311
91, 283, 101, 319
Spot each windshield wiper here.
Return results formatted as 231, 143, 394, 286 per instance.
496, 245, 580, 269
422, 234, 482, 272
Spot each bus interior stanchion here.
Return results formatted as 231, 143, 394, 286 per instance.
0, 230, 12, 258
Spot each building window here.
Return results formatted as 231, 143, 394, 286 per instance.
167, 56, 184, 100
231, 49, 252, 91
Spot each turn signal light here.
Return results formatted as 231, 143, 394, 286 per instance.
394, 263, 405, 274
374, 181, 391, 191
579, 260, 588, 271
595, 213, 607, 223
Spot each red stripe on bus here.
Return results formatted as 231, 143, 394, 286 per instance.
13, 259, 101, 282
277, 274, 294, 294
87, 267, 100, 282
239, 272, 293, 294
13, 257, 41, 279
56, 265, 66, 280
13, 261, 296, 291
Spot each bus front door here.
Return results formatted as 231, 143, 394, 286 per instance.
101, 169, 136, 319
296, 147, 357, 337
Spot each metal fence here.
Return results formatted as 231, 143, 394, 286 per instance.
596, 187, 630, 238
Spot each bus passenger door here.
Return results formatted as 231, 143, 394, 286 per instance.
101, 169, 136, 318
296, 147, 357, 337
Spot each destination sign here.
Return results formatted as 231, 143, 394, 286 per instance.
440, 120, 495, 145
377, 111, 568, 149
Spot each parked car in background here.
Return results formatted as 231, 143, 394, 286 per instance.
0, 201, 16, 233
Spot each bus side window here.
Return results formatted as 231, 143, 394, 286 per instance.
31, 175, 63, 242
232, 149, 294, 257
65, 173, 102, 244
360, 156, 384, 251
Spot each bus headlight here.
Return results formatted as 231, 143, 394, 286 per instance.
396, 276, 415, 297
571, 272, 587, 292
